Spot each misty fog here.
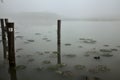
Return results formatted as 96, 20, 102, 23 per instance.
0, 0, 120, 19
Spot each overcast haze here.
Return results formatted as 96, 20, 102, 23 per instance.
0, 0, 120, 19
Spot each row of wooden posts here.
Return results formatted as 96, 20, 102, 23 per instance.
0, 18, 62, 67
0, 18, 16, 67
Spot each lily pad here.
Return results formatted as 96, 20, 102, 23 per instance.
78, 46, 83, 48
56, 63, 67, 68
83, 40, 96, 44
64, 43, 72, 46
16, 65, 26, 70
36, 51, 44, 55
79, 38, 86, 40
16, 48, 23, 52
96, 65, 110, 72
35, 67, 44, 71
49, 54, 57, 58
16, 55, 21, 58
111, 48, 118, 51
47, 64, 67, 71
15, 36, 24, 39
26, 54, 34, 57
42, 60, 51, 64
100, 49, 112, 52
84, 53, 90, 57
52, 51, 59, 54
74, 65, 86, 70
28, 58, 34, 62
35, 33, 41, 35
55, 70, 63, 74
46, 40, 51, 42
27, 40, 35, 42
64, 54, 76, 58
42, 38, 48, 40
89, 65, 110, 73
62, 71, 74, 77
47, 65, 59, 71
24, 41, 30, 44
44, 51, 50, 54
104, 45, 109, 47
101, 53, 113, 57
117, 46, 120, 48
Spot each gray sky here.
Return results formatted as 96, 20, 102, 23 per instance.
0, 0, 120, 18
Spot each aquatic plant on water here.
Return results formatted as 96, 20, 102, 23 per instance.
47, 65, 59, 71
79, 38, 86, 40
78, 46, 83, 48
16, 65, 26, 70
79, 38, 96, 44
35, 67, 44, 71
61, 71, 74, 78
24, 41, 30, 44
35, 51, 44, 55
16, 48, 23, 52
26, 54, 34, 58
35, 33, 41, 35
52, 51, 59, 54
117, 46, 120, 48
42, 60, 51, 64
49, 53, 57, 58
101, 53, 113, 57
84, 53, 90, 57
15, 36, 24, 39
44, 51, 50, 54
100, 49, 112, 52
64, 54, 76, 58
46, 40, 51, 42
103, 45, 109, 47
88, 65, 110, 73
16, 55, 21, 58
83, 40, 96, 44
47, 63, 67, 71
56, 63, 67, 68
27, 40, 35, 42
42, 38, 48, 40
111, 48, 118, 51
28, 58, 34, 62
64, 43, 72, 46
74, 65, 86, 70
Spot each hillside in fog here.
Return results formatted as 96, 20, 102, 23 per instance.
0, 12, 61, 26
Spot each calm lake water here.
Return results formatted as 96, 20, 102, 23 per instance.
0, 19, 120, 80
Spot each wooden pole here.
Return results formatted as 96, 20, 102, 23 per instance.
5, 19, 8, 31
0, 19, 7, 59
4, 19, 8, 55
9, 65, 17, 80
57, 20, 61, 64
7, 23, 16, 67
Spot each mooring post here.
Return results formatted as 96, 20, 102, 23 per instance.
9, 65, 17, 80
0, 19, 7, 59
7, 23, 16, 67
5, 18, 8, 31
57, 20, 61, 64
4, 19, 9, 56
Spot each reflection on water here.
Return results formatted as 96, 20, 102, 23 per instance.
0, 19, 120, 80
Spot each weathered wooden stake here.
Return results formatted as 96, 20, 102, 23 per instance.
5, 19, 8, 55
57, 20, 61, 64
7, 23, 16, 67
0, 19, 7, 59
9, 65, 17, 80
